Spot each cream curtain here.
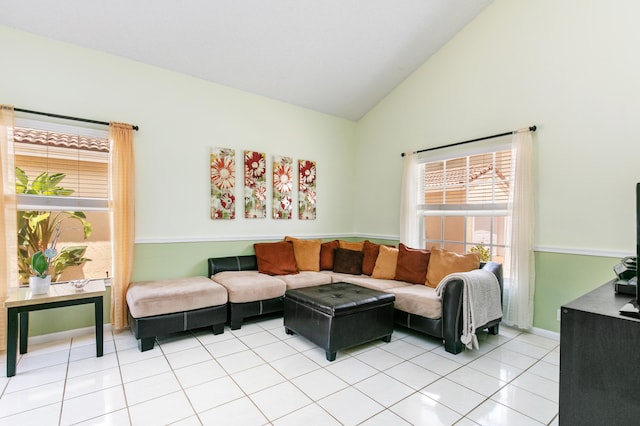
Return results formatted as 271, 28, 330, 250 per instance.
0, 105, 18, 348
503, 129, 535, 328
399, 152, 419, 247
109, 122, 135, 330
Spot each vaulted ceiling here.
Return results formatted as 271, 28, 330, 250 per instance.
0, 0, 493, 120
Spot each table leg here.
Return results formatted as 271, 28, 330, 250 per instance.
6, 307, 18, 377
95, 296, 104, 357
19, 311, 29, 354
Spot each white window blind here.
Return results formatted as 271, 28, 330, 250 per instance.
417, 146, 512, 260
14, 120, 109, 210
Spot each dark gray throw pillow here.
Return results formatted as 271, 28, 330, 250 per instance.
332, 248, 364, 275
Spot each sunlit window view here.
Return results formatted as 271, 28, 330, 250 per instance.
419, 149, 511, 267
14, 125, 112, 284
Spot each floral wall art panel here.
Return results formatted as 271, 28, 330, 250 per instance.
244, 150, 267, 218
210, 147, 236, 220
298, 159, 317, 220
273, 155, 294, 219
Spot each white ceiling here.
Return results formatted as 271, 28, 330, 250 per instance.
0, 0, 493, 120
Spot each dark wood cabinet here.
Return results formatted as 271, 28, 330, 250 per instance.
560, 281, 640, 425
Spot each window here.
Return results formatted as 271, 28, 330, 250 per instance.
417, 146, 512, 265
14, 119, 112, 283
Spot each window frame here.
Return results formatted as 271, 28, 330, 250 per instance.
14, 118, 112, 282
415, 140, 512, 260
14, 118, 110, 212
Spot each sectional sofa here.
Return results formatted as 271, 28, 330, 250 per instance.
208, 238, 503, 354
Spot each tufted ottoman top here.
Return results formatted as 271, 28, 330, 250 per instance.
285, 282, 394, 317
127, 276, 228, 318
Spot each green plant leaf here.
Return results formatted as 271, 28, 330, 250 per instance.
27, 212, 50, 231
31, 251, 49, 277
15, 167, 28, 193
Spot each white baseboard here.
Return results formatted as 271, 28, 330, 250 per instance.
28, 323, 114, 346
529, 326, 560, 341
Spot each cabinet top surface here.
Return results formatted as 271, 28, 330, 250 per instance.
563, 280, 640, 322
4, 280, 106, 308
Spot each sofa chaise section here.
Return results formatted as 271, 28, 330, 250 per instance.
392, 261, 503, 354
127, 276, 228, 351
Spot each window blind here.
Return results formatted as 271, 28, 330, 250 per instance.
421, 149, 511, 210
14, 126, 110, 210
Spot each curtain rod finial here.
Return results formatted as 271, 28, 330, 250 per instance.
529, 125, 537, 132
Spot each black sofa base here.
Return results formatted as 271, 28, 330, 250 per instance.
394, 310, 500, 354
228, 297, 284, 330
129, 304, 227, 352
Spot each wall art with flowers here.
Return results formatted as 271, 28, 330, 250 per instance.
298, 159, 317, 220
272, 155, 294, 219
210, 147, 236, 220
244, 150, 267, 218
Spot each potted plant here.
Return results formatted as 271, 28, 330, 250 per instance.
16, 167, 92, 284
29, 249, 55, 294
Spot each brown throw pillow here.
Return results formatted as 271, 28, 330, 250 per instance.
254, 241, 298, 276
320, 240, 340, 270
395, 243, 431, 284
332, 248, 364, 275
371, 245, 399, 279
285, 236, 321, 271
425, 247, 480, 288
338, 240, 365, 251
362, 240, 381, 276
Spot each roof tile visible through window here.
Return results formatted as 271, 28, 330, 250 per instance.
425, 164, 497, 187
13, 127, 109, 152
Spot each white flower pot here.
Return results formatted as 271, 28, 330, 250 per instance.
29, 275, 51, 295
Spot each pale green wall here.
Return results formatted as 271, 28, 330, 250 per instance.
534, 252, 619, 333
29, 285, 112, 336
4, 0, 640, 337
356, 0, 640, 331
0, 24, 356, 336
131, 237, 399, 282
0, 25, 357, 243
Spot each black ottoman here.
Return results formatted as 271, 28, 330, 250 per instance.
284, 282, 395, 361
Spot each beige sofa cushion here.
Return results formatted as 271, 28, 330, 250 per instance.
212, 270, 286, 303
278, 271, 333, 289
127, 276, 228, 318
339, 275, 411, 292
388, 285, 442, 319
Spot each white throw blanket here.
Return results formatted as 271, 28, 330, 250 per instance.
435, 269, 502, 350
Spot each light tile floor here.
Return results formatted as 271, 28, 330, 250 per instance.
0, 317, 559, 425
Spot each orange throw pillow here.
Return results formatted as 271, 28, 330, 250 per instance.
395, 243, 431, 284
425, 247, 480, 288
371, 245, 399, 279
285, 236, 321, 271
254, 241, 298, 276
338, 240, 365, 251
320, 240, 340, 270
362, 240, 382, 276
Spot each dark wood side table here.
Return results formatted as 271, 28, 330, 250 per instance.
4, 280, 106, 377
560, 280, 640, 425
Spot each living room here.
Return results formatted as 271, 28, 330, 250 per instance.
0, 0, 638, 424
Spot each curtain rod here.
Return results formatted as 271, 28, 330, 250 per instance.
401, 125, 536, 157
14, 107, 139, 131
